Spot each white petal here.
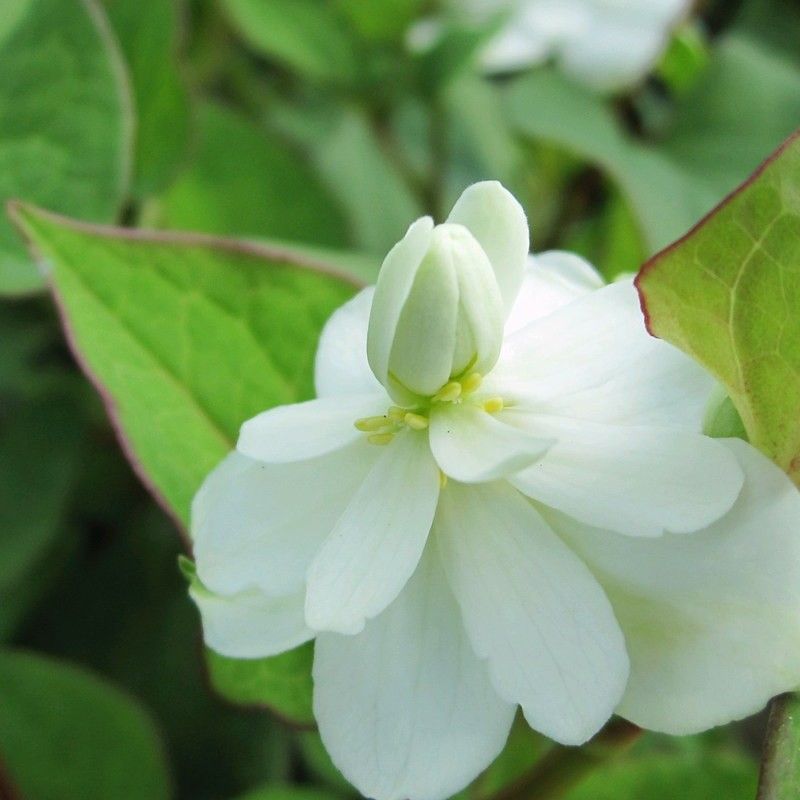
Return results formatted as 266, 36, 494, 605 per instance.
550, 340, 716, 429
504, 251, 605, 335
511, 419, 743, 536
305, 431, 440, 635
367, 216, 435, 390
429, 403, 552, 483
237, 393, 386, 463
436, 481, 629, 745
315, 287, 384, 398
492, 280, 653, 403
187, 566, 311, 659
192, 448, 376, 597
447, 181, 529, 314
552, 439, 800, 734
480, 22, 552, 73
314, 546, 515, 800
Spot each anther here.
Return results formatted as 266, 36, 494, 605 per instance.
461, 372, 483, 394
439, 471, 448, 489
368, 432, 395, 446
388, 406, 406, 422
355, 415, 390, 432
404, 412, 429, 430
483, 397, 504, 413
434, 381, 462, 403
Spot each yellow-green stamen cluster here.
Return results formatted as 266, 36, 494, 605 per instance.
354, 371, 505, 446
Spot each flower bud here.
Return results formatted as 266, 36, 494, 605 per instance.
367, 218, 504, 403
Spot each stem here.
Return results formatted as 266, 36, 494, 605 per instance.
757, 693, 800, 800
492, 719, 641, 800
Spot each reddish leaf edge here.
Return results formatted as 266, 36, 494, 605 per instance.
635, 127, 800, 335
5, 200, 365, 539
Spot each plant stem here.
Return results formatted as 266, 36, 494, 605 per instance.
492, 719, 641, 800
757, 693, 800, 800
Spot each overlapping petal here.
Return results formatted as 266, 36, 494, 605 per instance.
511, 418, 743, 536
553, 439, 800, 733
305, 431, 440, 635
313, 546, 514, 800
238, 393, 386, 463
429, 403, 552, 483
436, 481, 629, 745
192, 448, 377, 597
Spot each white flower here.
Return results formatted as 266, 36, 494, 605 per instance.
187, 181, 800, 800
415, 0, 693, 91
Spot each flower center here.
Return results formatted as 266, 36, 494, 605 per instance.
353, 371, 505, 446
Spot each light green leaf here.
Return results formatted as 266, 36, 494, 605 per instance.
102, 0, 190, 195
10, 204, 358, 722
10, 204, 358, 523
314, 109, 424, 255
0, 0, 133, 295
0, 649, 170, 800
220, 0, 356, 83
637, 132, 800, 482
159, 103, 348, 249
562, 750, 757, 800
207, 646, 315, 727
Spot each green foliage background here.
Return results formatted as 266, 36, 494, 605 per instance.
0, 0, 798, 798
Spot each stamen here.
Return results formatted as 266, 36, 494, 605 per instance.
404, 412, 429, 430
483, 397, 504, 413
439, 470, 448, 488
434, 381, 462, 403
354, 415, 390, 432
461, 372, 483, 394
388, 406, 406, 422
368, 432, 395, 446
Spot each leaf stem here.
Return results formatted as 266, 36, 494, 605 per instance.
757, 693, 800, 800
491, 719, 641, 800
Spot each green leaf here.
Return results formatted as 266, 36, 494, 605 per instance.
10, 204, 358, 523
637, 132, 800, 482
207, 646, 315, 727
9, 204, 357, 722
562, 750, 757, 800
313, 109, 424, 255
0, 649, 170, 800
0, 396, 85, 603
503, 68, 715, 254
0, 0, 133, 295
220, 0, 357, 84
159, 102, 348, 249
234, 784, 343, 800
101, 0, 190, 195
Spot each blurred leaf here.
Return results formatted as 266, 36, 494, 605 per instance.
160, 103, 348, 249
734, 0, 800, 65
656, 23, 709, 95
207, 645, 315, 727
0, 0, 133, 295
11, 204, 358, 523
102, 0, 190, 195
663, 36, 800, 200
704, 393, 748, 441
10, 205, 357, 723
0, 396, 85, 627
503, 68, 715, 253
235, 784, 343, 800
220, 0, 356, 84
337, 0, 423, 42
637, 132, 800, 482
0, 649, 170, 799
562, 750, 757, 800
314, 109, 423, 254
296, 731, 355, 794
